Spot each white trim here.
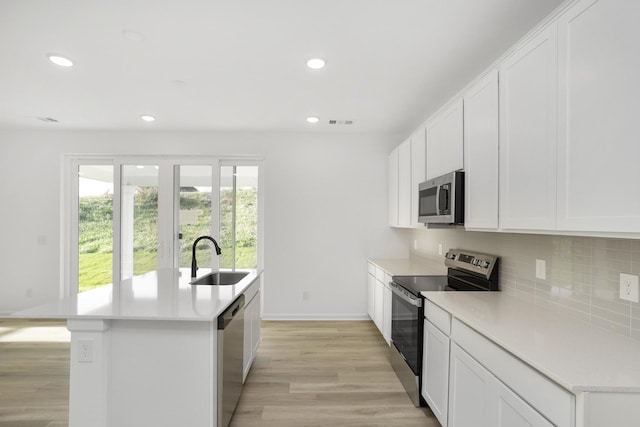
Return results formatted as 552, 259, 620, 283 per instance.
261, 314, 370, 321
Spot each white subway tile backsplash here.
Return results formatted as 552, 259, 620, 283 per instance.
411, 229, 640, 340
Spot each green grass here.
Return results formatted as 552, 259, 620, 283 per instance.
78, 252, 158, 293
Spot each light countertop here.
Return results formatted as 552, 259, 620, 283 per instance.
422, 291, 640, 393
13, 268, 261, 322
369, 256, 447, 276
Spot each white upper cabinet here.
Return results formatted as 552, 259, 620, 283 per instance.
499, 24, 558, 231
388, 146, 399, 227
557, 0, 640, 232
426, 99, 464, 180
464, 70, 499, 230
410, 127, 426, 227
397, 139, 412, 227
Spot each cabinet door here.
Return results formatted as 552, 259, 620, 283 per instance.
557, 0, 640, 232
388, 147, 399, 227
367, 273, 375, 321
411, 128, 426, 228
243, 294, 257, 381
499, 25, 558, 231
422, 320, 450, 427
426, 99, 464, 180
397, 139, 412, 228
374, 279, 384, 333
448, 343, 493, 427
464, 70, 499, 230
493, 379, 554, 427
382, 282, 392, 345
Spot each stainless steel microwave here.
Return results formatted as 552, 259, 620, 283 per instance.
418, 171, 464, 225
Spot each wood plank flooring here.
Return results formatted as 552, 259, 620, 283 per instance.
0, 319, 439, 427
231, 321, 439, 427
0, 319, 70, 427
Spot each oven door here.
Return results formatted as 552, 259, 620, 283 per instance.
390, 283, 422, 375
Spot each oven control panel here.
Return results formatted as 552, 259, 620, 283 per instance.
444, 249, 498, 279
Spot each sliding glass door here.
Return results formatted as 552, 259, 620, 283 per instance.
68, 156, 261, 293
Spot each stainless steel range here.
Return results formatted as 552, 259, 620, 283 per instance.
389, 249, 499, 407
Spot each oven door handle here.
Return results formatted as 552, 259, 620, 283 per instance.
390, 283, 422, 307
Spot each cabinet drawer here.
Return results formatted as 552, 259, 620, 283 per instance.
375, 266, 386, 283
452, 319, 574, 427
425, 300, 451, 336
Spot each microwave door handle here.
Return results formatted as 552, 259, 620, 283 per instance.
435, 185, 440, 215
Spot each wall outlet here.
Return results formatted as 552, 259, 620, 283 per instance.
302, 290, 310, 301
535, 259, 546, 280
413, 239, 418, 250
438, 243, 443, 256
78, 339, 93, 363
619, 273, 639, 303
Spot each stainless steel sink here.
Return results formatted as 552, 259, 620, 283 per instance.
190, 271, 249, 286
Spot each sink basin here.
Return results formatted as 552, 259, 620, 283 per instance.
190, 271, 249, 286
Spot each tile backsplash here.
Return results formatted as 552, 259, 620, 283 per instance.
411, 228, 640, 341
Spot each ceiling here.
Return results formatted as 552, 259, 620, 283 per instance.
0, 0, 564, 134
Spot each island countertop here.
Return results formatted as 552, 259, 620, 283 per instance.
13, 268, 261, 322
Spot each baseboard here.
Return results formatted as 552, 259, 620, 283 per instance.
261, 313, 370, 321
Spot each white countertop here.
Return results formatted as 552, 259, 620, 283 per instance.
422, 291, 640, 393
13, 268, 261, 322
369, 256, 447, 276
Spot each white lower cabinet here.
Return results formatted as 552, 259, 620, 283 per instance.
449, 343, 552, 427
243, 278, 261, 382
423, 302, 574, 427
367, 262, 392, 345
422, 319, 450, 427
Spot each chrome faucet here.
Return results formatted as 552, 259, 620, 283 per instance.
191, 235, 222, 277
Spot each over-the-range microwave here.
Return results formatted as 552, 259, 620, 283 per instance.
418, 170, 464, 225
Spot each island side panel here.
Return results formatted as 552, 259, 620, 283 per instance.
109, 320, 216, 427
67, 319, 111, 427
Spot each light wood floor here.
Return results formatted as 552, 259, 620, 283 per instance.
0, 319, 438, 427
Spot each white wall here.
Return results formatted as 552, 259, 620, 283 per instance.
0, 130, 410, 317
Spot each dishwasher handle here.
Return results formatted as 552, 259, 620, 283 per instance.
217, 294, 245, 330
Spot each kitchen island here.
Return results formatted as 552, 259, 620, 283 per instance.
13, 268, 262, 427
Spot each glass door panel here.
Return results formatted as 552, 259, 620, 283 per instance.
177, 165, 213, 269
78, 165, 114, 292
121, 165, 159, 280
220, 165, 258, 271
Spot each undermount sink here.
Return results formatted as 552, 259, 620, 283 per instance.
190, 271, 249, 286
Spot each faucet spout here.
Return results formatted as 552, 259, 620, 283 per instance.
191, 235, 222, 277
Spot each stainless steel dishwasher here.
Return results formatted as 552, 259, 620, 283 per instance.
217, 294, 245, 427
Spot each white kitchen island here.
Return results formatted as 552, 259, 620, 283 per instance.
13, 268, 262, 427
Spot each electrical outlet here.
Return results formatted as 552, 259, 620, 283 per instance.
619, 273, 639, 303
78, 340, 94, 363
413, 240, 418, 250
438, 243, 443, 256
536, 259, 546, 280
302, 290, 310, 301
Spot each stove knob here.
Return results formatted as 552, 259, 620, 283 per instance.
481, 260, 490, 268
445, 252, 456, 260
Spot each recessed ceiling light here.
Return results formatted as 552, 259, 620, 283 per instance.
47, 54, 74, 67
306, 58, 326, 70
306, 116, 320, 124
140, 115, 156, 122
136, 165, 145, 169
